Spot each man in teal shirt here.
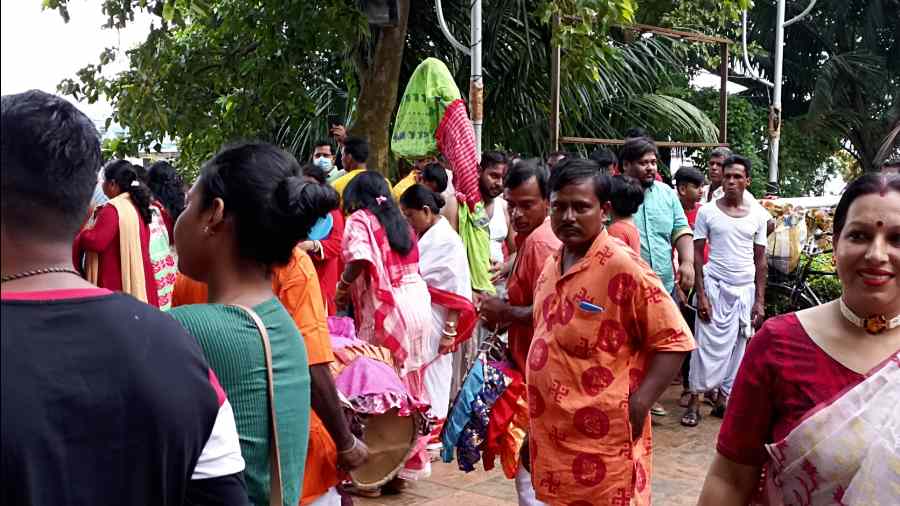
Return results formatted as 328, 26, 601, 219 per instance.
621, 137, 695, 297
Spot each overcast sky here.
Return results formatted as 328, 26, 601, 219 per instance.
1, 1, 150, 121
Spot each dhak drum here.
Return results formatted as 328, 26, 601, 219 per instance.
328, 317, 428, 491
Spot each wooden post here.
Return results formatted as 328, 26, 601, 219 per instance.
719, 42, 729, 144
549, 15, 561, 153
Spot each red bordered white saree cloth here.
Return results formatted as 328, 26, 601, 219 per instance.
763, 352, 900, 505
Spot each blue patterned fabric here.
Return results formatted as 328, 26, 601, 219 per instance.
453, 362, 510, 471
441, 358, 485, 462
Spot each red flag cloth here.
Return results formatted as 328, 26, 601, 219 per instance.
435, 98, 481, 210
427, 285, 477, 347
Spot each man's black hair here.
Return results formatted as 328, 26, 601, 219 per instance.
1, 90, 101, 240
480, 151, 507, 172
421, 162, 448, 193
343, 136, 369, 164
504, 159, 549, 199
313, 139, 334, 153
723, 155, 752, 177
674, 166, 705, 188
624, 127, 651, 140
620, 137, 658, 164
548, 158, 611, 203
589, 148, 618, 171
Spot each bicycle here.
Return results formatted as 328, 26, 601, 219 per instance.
765, 232, 835, 318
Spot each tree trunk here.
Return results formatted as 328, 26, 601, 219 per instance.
351, 0, 410, 177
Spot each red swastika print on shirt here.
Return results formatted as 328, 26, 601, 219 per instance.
549, 379, 570, 403
651, 328, 688, 347
529, 338, 549, 371
594, 245, 615, 266
597, 319, 628, 353
608, 272, 637, 306
612, 487, 631, 506
643, 284, 665, 305
573, 406, 610, 439
571, 452, 607, 486
540, 471, 561, 494
581, 365, 615, 396
549, 426, 569, 447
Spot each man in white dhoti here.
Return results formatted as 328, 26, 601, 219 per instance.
682, 155, 768, 427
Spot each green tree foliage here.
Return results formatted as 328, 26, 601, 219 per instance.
740, 0, 899, 171
48, 0, 748, 179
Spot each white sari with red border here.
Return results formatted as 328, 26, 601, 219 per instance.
763, 352, 900, 505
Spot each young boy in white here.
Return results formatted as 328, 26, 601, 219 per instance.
682, 155, 768, 426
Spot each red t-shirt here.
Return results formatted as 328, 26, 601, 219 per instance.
506, 219, 561, 373
606, 219, 641, 253
311, 209, 345, 315
717, 313, 866, 466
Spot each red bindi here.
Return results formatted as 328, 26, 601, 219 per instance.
877, 220, 884, 228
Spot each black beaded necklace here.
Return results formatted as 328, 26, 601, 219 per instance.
1, 267, 82, 283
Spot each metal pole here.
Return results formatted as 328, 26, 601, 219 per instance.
470, 0, 483, 153
549, 15, 561, 152
767, 0, 786, 195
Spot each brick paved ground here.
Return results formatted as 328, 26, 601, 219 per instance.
353, 385, 722, 505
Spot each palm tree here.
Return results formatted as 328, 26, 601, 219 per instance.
277, 0, 719, 166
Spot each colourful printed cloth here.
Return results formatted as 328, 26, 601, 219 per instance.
527, 229, 694, 505
763, 353, 899, 505
454, 362, 510, 472
341, 209, 432, 374
148, 204, 176, 310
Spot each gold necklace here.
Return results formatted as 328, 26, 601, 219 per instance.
839, 298, 900, 335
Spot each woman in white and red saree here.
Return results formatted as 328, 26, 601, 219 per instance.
699, 173, 900, 506
336, 172, 435, 490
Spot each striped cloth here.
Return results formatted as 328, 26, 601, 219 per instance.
436, 99, 481, 210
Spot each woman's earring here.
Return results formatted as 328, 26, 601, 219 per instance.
204, 226, 210, 235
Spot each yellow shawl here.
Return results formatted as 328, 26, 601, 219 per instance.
85, 193, 148, 303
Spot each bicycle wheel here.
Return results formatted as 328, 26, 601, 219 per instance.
765, 283, 818, 319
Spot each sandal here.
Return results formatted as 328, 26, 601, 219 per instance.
680, 407, 701, 427
711, 398, 728, 418
650, 402, 668, 417
678, 390, 692, 408
703, 391, 719, 407
340, 482, 381, 498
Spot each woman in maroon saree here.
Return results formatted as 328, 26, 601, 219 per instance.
699, 174, 900, 505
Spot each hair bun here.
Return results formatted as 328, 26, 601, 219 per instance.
432, 191, 446, 210
274, 176, 340, 237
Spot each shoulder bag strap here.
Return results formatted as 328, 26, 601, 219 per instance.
232, 304, 283, 506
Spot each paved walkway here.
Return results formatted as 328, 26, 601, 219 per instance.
354, 385, 722, 505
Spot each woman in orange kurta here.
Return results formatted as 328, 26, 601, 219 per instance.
172, 247, 362, 504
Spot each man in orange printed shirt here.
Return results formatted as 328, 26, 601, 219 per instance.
525, 159, 694, 505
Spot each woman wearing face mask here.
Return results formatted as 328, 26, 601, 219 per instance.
74, 159, 161, 306
399, 184, 476, 435
698, 174, 900, 505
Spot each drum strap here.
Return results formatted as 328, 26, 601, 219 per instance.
232, 304, 283, 506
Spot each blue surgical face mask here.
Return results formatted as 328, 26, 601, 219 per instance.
314, 156, 333, 172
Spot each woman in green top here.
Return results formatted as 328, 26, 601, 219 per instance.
170, 142, 339, 506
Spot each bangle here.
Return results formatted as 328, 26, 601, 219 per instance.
338, 435, 359, 455
340, 273, 354, 286
441, 329, 458, 337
